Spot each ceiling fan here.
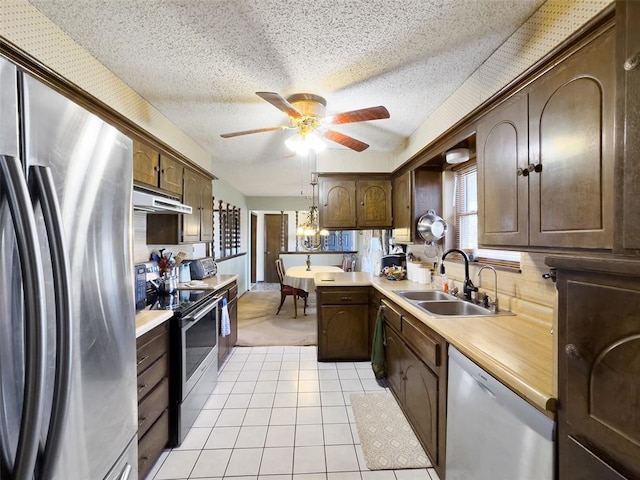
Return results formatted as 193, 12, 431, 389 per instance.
220, 92, 390, 152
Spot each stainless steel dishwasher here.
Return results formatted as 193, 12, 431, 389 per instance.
446, 346, 554, 480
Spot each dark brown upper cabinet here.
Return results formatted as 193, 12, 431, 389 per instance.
615, 0, 640, 254
146, 168, 212, 244
392, 168, 443, 245
392, 171, 412, 243
133, 139, 184, 197
478, 25, 615, 250
319, 175, 392, 229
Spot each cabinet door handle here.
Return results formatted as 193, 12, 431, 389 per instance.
624, 52, 640, 71
136, 355, 149, 366
565, 343, 582, 360
517, 164, 542, 176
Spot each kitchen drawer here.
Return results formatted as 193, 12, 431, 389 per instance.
228, 283, 238, 301
138, 409, 169, 480
402, 315, 440, 370
370, 287, 384, 309
138, 377, 169, 439
136, 323, 169, 375
321, 289, 369, 305
381, 299, 402, 333
137, 352, 169, 402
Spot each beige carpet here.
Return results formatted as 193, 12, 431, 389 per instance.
236, 290, 317, 346
351, 392, 431, 470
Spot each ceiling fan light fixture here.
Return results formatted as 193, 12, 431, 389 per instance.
285, 131, 326, 155
221, 91, 389, 153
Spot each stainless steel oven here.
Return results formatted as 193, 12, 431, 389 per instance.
166, 291, 223, 446
181, 294, 222, 396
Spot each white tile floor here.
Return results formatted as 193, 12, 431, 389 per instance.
146, 346, 440, 480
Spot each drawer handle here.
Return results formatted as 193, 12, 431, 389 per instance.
137, 383, 148, 392
137, 355, 150, 366
138, 416, 148, 427
341, 296, 352, 301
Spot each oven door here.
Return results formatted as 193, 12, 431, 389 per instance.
181, 295, 221, 399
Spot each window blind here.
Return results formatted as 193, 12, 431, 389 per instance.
454, 163, 521, 268
454, 164, 478, 250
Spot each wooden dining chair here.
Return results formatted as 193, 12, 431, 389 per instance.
275, 258, 308, 317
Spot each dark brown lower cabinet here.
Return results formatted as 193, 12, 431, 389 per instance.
218, 281, 238, 367
403, 346, 439, 459
317, 287, 369, 361
381, 299, 446, 478
368, 287, 384, 356
547, 255, 640, 480
384, 323, 405, 395
138, 410, 169, 479
136, 322, 171, 480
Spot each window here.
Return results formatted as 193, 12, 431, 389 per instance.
454, 163, 521, 268
454, 165, 478, 250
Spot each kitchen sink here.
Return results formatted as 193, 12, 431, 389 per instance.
394, 290, 458, 301
416, 300, 494, 317
394, 289, 514, 318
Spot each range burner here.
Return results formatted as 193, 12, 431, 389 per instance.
146, 288, 215, 318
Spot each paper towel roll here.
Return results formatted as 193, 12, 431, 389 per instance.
418, 266, 431, 285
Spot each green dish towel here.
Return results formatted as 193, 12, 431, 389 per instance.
371, 305, 386, 379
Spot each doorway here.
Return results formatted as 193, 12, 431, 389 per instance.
264, 213, 287, 283
251, 213, 257, 283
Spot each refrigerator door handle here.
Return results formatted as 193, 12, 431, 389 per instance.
117, 464, 132, 480
0, 155, 47, 480
29, 165, 73, 479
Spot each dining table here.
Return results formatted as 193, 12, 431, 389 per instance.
283, 265, 344, 317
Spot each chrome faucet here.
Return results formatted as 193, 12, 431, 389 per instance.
477, 265, 499, 313
440, 249, 478, 301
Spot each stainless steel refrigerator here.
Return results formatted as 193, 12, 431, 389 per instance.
0, 54, 137, 479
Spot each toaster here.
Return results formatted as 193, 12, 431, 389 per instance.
188, 257, 217, 279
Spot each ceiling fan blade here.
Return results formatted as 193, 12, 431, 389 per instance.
256, 92, 302, 118
324, 106, 390, 125
220, 126, 286, 138
323, 130, 369, 152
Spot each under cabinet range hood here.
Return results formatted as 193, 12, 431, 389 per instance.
133, 189, 193, 214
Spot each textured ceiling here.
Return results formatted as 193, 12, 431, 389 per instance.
27, 0, 545, 197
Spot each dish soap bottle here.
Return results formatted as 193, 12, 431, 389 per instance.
442, 273, 449, 293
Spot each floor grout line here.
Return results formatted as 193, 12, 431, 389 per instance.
149, 346, 438, 480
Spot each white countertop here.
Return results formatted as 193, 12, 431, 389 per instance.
315, 273, 555, 416
135, 310, 173, 338
135, 274, 239, 337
